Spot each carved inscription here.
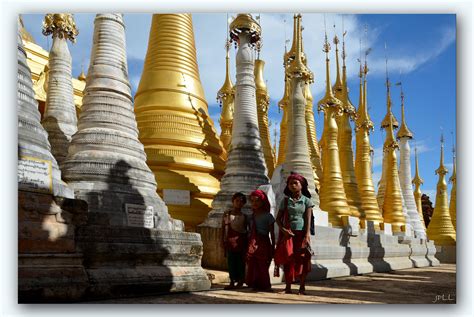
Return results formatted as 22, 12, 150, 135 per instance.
18, 156, 52, 193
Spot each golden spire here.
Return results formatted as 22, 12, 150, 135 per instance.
332, 27, 344, 100
336, 25, 361, 218
277, 71, 290, 166
427, 133, 456, 245
317, 22, 350, 227
341, 29, 356, 115
381, 113, 406, 232
412, 147, 426, 230
255, 58, 275, 177
78, 64, 86, 81
287, 14, 312, 82
273, 124, 278, 158
217, 21, 234, 152
19, 14, 36, 43
380, 47, 399, 129
354, 50, 383, 224
449, 135, 456, 230
284, 15, 298, 66
396, 84, 413, 139
134, 14, 226, 230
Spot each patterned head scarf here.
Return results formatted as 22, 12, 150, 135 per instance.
250, 189, 271, 213
284, 172, 312, 198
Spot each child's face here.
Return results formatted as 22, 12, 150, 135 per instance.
288, 179, 302, 194
232, 197, 245, 209
250, 196, 263, 211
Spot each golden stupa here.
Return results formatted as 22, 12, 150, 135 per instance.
412, 147, 427, 231
426, 135, 456, 245
354, 59, 384, 225
334, 32, 362, 218
277, 73, 290, 166
449, 145, 456, 231
381, 102, 406, 233
255, 58, 275, 177
134, 14, 227, 230
317, 32, 351, 227
19, 15, 85, 119
217, 39, 234, 152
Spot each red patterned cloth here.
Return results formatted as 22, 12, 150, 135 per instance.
283, 230, 312, 283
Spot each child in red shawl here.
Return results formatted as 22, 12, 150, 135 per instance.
275, 173, 314, 295
245, 189, 275, 291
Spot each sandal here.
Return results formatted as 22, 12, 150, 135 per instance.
298, 286, 306, 295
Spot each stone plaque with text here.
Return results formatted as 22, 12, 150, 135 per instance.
125, 204, 154, 229
18, 156, 52, 194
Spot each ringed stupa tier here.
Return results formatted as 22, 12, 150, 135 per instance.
217, 39, 234, 152
396, 87, 426, 239
317, 31, 351, 227
449, 146, 456, 231
255, 58, 276, 177
426, 135, 456, 245
40, 14, 78, 170
62, 14, 172, 229
17, 17, 73, 199
134, 14, 226, 230
305, 82, 323, 186
283, 14, 318, 203
198, 13, 269, 269
354, 61, 383, 225
334, 32, 361, 218
412, 147, 427, 232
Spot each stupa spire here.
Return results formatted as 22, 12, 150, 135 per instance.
134, 14, 226, 230
217, 18, 234, 152
332, 25, 343, 98
381, 44, 399, 129
277, 72, 290, 166
449, 135, 456, 230
426, 133, 456, 245
317, 20, 351, 227
412, 147, 427, 231
354, 44, 383, 224
41, 13, 79, 170
283, 13, 318, 204
381, 114, 406, 232
336, 23, 362, 218
395, 82, 425, 238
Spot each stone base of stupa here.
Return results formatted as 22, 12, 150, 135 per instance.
426, 240, 441, 266
75, 221, 211, 300
197, 221, 227, 270
18, 191, 89, 303
434, 245, 456, 264
408, 238, 440, 267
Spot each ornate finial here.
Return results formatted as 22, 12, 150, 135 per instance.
78, 63, 86, 81
413, 146, 424, 186
217, 18, 234, 107
436, 129, 448, 176
395, 80, 413, 139
318, 15, 343, 113
19, 14, 36, 43
383, 107, 399, 151
42, 13, 78, 43
450, 130, 456, 183
381, 42, 399, 130
229, 14, 261, 48
287, 14, 312, 83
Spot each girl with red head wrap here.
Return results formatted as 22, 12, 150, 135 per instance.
245, 189, 275, 291
275, 172, 314, 295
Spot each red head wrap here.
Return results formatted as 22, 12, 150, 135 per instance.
250, 189, 271, 213
284, 172, 312, 198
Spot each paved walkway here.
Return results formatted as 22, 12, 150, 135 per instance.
90, 264, 456, 304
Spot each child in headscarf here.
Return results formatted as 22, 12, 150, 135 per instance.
245, 189, 275, 292
275, 173, 314, 295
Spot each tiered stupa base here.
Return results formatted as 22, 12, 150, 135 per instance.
76, 218, 211, 300
18, 191, 89, 303
267, 212, 439, 284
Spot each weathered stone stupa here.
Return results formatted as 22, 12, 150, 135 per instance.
198, 13, 269, 269
396, 87, 426, 239
134, 14, 226, 230
62, 14, 210, 296
282, 14, 318, 203
41, 14, 78, 170
17, 17, 88, 302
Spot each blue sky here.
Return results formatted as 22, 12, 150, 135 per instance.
22, 13, 456, 201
